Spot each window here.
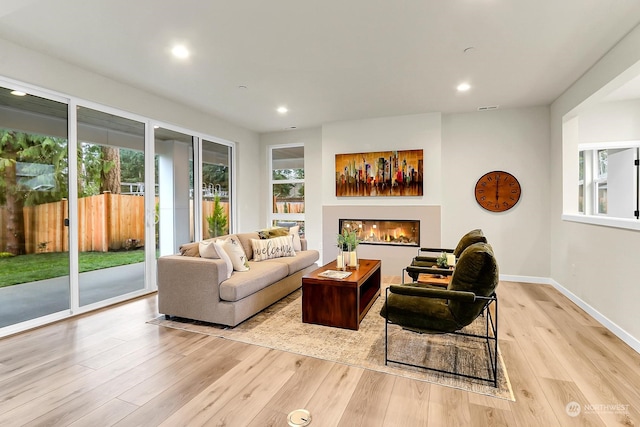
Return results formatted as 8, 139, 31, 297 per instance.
269, 145, 304, 234
578, 144, 639, 219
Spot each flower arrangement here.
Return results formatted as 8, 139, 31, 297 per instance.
337, 229, 359, 250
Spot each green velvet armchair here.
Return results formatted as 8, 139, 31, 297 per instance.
380, 241, 500, 386
406, 228, 487, 282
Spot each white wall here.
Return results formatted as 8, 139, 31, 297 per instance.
442, 107, 551, 279
577, 99, 640, 143
551, 24, 640, 349
0, 37, 261, 232
322, 113, 442, 206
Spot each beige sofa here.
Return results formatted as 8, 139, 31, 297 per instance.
157, 231, 319, 326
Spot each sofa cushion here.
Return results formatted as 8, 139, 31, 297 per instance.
221, 236, 250, 271
453, 229, 487, 257
448, 242, 498, 325
219, 261, 289, 302
264, 250, 319, 275
251, 235, 296, 261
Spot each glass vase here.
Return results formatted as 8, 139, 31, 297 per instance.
336, 246, 345, 270
346, 243, 358, 269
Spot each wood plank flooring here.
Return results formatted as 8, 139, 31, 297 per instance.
0, 279, 638, 426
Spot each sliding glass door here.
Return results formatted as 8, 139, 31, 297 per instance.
0, 86, 70, 327
0, 79, 236, 336
76, 106, 146, 306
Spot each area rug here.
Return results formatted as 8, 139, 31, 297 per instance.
149, 289, 514, 401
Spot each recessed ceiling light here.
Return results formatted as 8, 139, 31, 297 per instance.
457, 83, 471, 92
10, 90, 26, 96
171, 45, 190, 59
277, 106, 288, 114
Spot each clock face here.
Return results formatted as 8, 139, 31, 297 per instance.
474, 171, 521, 212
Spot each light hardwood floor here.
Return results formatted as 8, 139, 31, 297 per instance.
0, 279, 638, 426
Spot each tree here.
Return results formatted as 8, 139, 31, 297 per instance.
0, 130, 67, 255
206, 195, 228, 237
100, 146, 121, 193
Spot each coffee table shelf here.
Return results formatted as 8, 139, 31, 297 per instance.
302, 259, 381, 330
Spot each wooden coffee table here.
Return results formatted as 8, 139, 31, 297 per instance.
302, 259, 381, 330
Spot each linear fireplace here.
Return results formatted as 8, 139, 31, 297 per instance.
339, 218, 420, 247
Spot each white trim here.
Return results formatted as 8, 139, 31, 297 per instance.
562, 213, 640, 231
578, 140, 640, 151
193, 136, 203, 241
499, 274, 553, 285
549, 279, 640, 354
145, 123, 157, 291
68, 100, 79, 312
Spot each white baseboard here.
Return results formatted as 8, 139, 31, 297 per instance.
499, 274, 553, 285
498, 274, 640, 354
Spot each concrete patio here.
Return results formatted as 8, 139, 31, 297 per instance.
0, 263, 145, 328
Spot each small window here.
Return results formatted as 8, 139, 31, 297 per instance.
269, 145, 304, 235
578, 145, 639, 219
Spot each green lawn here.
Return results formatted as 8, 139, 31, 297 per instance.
0, 250, 146, 287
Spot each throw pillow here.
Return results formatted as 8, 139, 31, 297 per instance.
222, 237, 250, 271
289, 225, 302, 252
257, 227, 290, 239
251, 235, 296, 261
198, 240, 219, 259
214, 240, 233, 279
179, 241, 200, 257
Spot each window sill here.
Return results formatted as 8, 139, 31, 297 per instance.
562, 214, 640, 231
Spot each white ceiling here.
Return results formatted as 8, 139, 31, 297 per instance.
1, 0, 640, 133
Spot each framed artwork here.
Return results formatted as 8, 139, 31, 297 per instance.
335, 149, 423, 197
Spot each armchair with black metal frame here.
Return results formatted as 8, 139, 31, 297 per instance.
380, 241, 499, 386
405, 228, 487, 282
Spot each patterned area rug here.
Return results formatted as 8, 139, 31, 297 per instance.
149, 288, 514, 401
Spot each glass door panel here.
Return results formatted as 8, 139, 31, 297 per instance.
154, 127, 195, 256
202, 140, 231, 238
77, 107, 145, 306
0, 87, 70, 327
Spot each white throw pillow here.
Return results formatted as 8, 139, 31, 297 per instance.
289, 225, 302, 252
198, 240, 219, 259
222, 237, 250, 272
214, 240, 233, 279
251, 235, 296, 261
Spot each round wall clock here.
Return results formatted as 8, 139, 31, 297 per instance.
474, 171, 521, 212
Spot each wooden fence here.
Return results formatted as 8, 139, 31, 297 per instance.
1, 194, 230, 254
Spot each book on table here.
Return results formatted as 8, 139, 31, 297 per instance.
318, 270, 352, 279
